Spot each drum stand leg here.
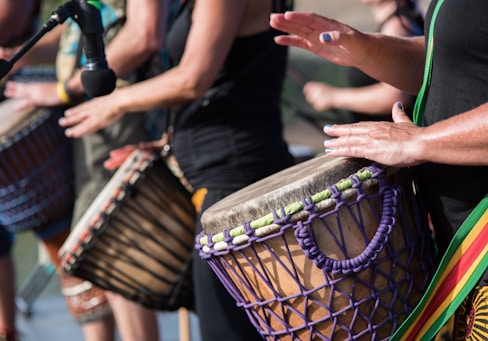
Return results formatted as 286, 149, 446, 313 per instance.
15, 243, 55, 317
178, 307, 190, 341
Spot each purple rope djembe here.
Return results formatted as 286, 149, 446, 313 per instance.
197, 156, 437, 340
0, 99, 74, 234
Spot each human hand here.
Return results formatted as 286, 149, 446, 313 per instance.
323, 102, 423, 167
4, 81, 62, 109
303, 81, 337, 112
103, 134, 171, 170
270, 11, 368, 68
58, 93, 124, 138
103, 145, 138, 171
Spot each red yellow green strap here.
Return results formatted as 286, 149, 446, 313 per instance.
390, 193, 488, 340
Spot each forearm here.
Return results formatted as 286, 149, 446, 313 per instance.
355, 34, 425, 94
114, 67, 203, 114
331, 82, 412, 115
413, 104, 488, 166
66, 0, 167, 96
16, 26, 62, 67
271, 12, 426, 94
105, 0, 166, 76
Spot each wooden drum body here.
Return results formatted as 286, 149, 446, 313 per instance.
197, 155, 437, 340
0, 99, 74, 233
60, 149, 195, 311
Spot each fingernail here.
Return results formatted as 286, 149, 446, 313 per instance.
397, 102, 404, 111
325, 148, 333, 154
321, 33, 332, 42
323, 124, 333, 131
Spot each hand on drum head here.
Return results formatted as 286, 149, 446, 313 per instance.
4, 81, 62, 108
323, 102, 422, 167
103, 134, 170, 171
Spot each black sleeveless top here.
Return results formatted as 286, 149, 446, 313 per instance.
345, 2, 424, 122
415, 0, 488, 278
165, 0, 295, 190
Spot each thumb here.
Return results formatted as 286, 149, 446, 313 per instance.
392, 102, 413, 123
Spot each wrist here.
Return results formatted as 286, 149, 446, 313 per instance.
56, 81, 73, 105
57, 79, 86, 105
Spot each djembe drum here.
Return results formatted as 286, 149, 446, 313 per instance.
197, 155, 438, 340
60, 149, 195, 310
0, 98, 74, 233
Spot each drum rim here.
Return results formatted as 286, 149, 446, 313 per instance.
198, 163, 387, 253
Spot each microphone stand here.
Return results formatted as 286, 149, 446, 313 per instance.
0, 1, 79, 79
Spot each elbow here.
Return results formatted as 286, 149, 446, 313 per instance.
145, 34, 164, 54
133, 31, 164, 56
179, 77, 212, 101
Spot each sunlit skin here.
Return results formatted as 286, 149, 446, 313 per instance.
270, 11, 488, 168
269, 11, 425, 94
302, 0, 419, 115
103, 136, 169, 170
4, 0, 166, 109
58, 0, 274, 139
324, 102, 488, 167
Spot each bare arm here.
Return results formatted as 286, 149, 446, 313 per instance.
66, 0, 168, 96
60, 0, 248, 136
304, 81, 412, 115
270, 11, 426, 94
324, 102, 488, 167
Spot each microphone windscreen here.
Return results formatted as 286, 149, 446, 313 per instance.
81, 68, 116, 97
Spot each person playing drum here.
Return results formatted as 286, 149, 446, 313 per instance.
58, 0, 296, 339
0, 2, 42, 340
3, 1, 168, 340
270, 1, 488, 339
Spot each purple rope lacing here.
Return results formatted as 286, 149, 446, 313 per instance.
295, 184, 396, 275
197, 164, 437, 340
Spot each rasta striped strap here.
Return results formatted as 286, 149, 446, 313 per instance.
390, 193, 488, 340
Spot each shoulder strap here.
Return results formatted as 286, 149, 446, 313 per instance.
390, 193, 488, 340
412, 0, 444, 126
392, 5, 488, 339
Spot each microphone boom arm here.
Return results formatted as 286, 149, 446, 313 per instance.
0, 2, 76, 78
0, 0, 115, 98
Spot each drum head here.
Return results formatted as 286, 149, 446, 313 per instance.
201, 154, 370, 235
0, 98, 37, 137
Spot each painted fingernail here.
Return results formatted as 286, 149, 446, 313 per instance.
397, 102, 404, 111
323, 124, 333, 131
321, 33, 332, 42
325, 148, 333, 154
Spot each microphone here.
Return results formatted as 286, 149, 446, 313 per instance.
0, 1, 115, 98
72, 0, 116, 97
